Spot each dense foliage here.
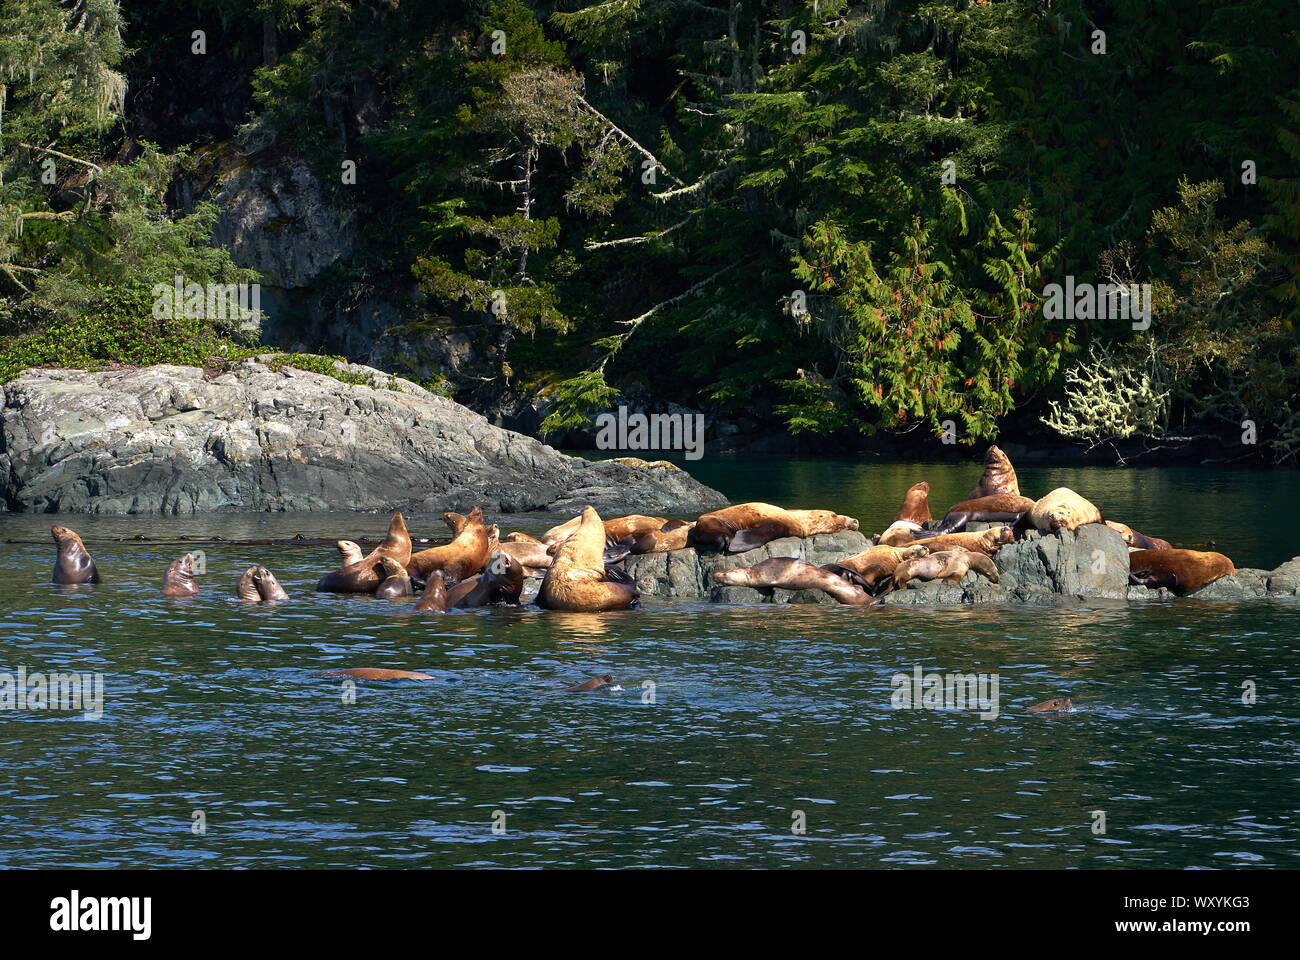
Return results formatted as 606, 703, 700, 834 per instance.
2, 0, 1297, 458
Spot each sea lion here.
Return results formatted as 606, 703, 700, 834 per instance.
1105, 521, 1173, 551
689, 503, 858, 553
316, 668, 435, 681
335, 540, 363, 567
822, 544, 931, 593
1128, 549, 1235, 595
406, 507, 490, 584
604, 515, 671, 542
1029, 488, 1103, 533
236, 565, 290, 602
51, 525, 99, 585
498, 538, 553, 571
912, 526, 1015, 556
1027, 698, 1073, 714
892, 549, 998, 589
162, 553, 200, 597
967, 445, 1020, 499
892, 482, 933, 525
626, 521, 695, 554
446, 550, 525, 608
927, 494, 1036, 536
713, 557, 880, 605
566, 673, 615, 692
317, 513, 412, 593
506, 531, 543, 545
537, 506, 640, 612
784, 509, 859, 536
374, 557, 413, 599
414, 571, 448, 613
875, 520, 924, 547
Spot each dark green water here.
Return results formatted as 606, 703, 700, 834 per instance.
1, 459, 1298, 868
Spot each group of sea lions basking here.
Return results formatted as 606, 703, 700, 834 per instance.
49, 446, 1239, 613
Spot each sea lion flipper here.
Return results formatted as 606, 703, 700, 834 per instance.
603, 564, 635, 586
603, 539, 633, 564
821, 563, 868, 589
726, 521, 787, 553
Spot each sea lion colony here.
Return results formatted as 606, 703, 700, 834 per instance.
48, 444, 1242, 609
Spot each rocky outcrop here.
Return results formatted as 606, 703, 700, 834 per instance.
0, 361, 728, 515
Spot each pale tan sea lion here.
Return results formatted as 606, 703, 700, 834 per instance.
713, 557, 880, 605
1029, 488, 1103, 533
335, 540, 363, 567
689, 503, 856, 553
537, 506, 639, 612
406, 507, 490, 584
913, 526, 1015, 556
1105, 521, 1173, 551
316, 513, 412, 593
892, 549, 998, 589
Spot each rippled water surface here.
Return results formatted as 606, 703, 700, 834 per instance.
1, 459, 1298, 868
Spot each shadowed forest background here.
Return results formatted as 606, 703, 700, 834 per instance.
1, 0, 1298, 461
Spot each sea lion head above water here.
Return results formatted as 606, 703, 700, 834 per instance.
374, 556, 413, 599
335, 540, 363, 567
1027, 698, 1073, 714
566, 673, 615, 692
414, 571, 448, 613
237, 564, 290, 602
51, 525, 100, 585
967, 445, 1020, 499
162, 553, 199, 597
892, 482, 933, 526
316, 512, 412, 594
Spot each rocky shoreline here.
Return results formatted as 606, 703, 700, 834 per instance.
624, 523, 1300, 605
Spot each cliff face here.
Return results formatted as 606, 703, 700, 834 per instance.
0, 361, 728, 515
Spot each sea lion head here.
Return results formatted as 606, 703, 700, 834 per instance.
51, 525, 82, 547
1027, 697, 1073, 714
376, 556, 407, 579
237, 566, 262, 602
442, 512, 468, 535
336, 540, 363, 565
251, 565, 289, 601
162, 553, 199, 596
415, 571, 448, 612
893, 482, 933, 525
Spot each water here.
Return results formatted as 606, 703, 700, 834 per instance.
1, 459, 1297, 868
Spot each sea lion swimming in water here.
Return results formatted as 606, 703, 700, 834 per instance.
892, 482, 933, 526
317, 513, 412, 593
537, 506, 640, 612
414, 571, 448, 613
967, 445, 1020, 499
1028, 698, 1073, 714
162, 553, 200, 597
566, 673, 615, 692
1029, 488, 1103, 533
689, 503, 858, 553
446, 550, 525, 608
926, 494, 1036, 536
406, 507, 490, 584
316, 667, 435, 681
1105, 521, 1172, 551
713, 557, 880, 605
236, 565, 290, 602
1128, 548, 1235, 595
51, 525, 99, 585
891, 549, 998, 589
374, 557, 413, 599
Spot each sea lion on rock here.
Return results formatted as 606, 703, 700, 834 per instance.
406, 507, 490, 584
506, 531, 543, 545
162, 553, 200, 597
713, 557, 880, 605
967, 445, 1020, 499
537, 506, 639, 612
690, 503, 857, 553
414, 572, 448, 613
875, 520, 924, 547
317, 668, 434, 681
1028, 698, 1073, 714
1128, 549, 1235, 595
447, 550, 525, 608
566, 673, 615, 692
51, 525, 99, 585
236, 565, 290, 602
374, 557, 413, 599
829, 544, 929, 575
927, 494, 1036, 536
892, 549, 998, 589
1029, 488, 1103, 533
913, 526, 1015, 556
1105, 521, 1173, 551
604, 515, 671, 542
627, 522, 695, 554
892, 482, 933, 525
317, 513, 412, 593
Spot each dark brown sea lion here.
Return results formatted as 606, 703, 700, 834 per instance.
713, 557, 880, 605
912, 526, 1015, 556
414, 572, 448, 613
1128, 549, 1235, 595
1105, 521, 1173, 551
1029, 488, 1102, 533
317, 513, 412, 593
51, 525, 99, 585
537, 506, 639, 612
374, 557, 413, 599
566, 673, 615, 692
689, 503, 858, 553
892, 482, 933, 525
162, 553, 200, 597
406, 507, 490, 584
316, 668, 434, 681
892, 549, 998, 589
236, 565, 290, 602
446, 550, 525, 608
1027, 698, 1073, 714
928, 494, 1036, 536
967, 445, 1020, 499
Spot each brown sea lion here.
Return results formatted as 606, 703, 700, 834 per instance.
316, 667, 435, 681
506, 531, 544, 545
566, 673, 615, 692
374, 557, 413, 599
498, 538, 553, 571
162, 553, 200, 597
689, 503, 857, 553
875, 520, 925, 546
627, 522, 695, 554
447, 550, 525, 608
928, 494, 1036, 536
51, 525, 99, 585
236, 565, 290, 602
406, 507, 490, 584
604, 515, 671, 542
892, 549, 998, 589
713, 557, 880, 605
537, 506, 639, 612
892, 482, 933, 525
1028, 698, 1073, 714
1029, 488, 1103, 533
967, 445, 1020, 499
335, 540, 364, 567
823, 544, 931, 593
1105, 521, 1173, 551
414, 571, 448, 613
317, 513, 412, 593
913, 526, 1015, 556
1128, 549, 1235, 595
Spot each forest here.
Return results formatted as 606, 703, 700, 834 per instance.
1, 0, 1297, 460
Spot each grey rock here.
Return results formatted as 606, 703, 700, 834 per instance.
994, 523, 1129, 600
1187, 574, 1267, 600
0, 362, 728, 515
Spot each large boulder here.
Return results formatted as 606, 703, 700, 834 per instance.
0, 361, 728, 515
994, 523, 1130, 600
